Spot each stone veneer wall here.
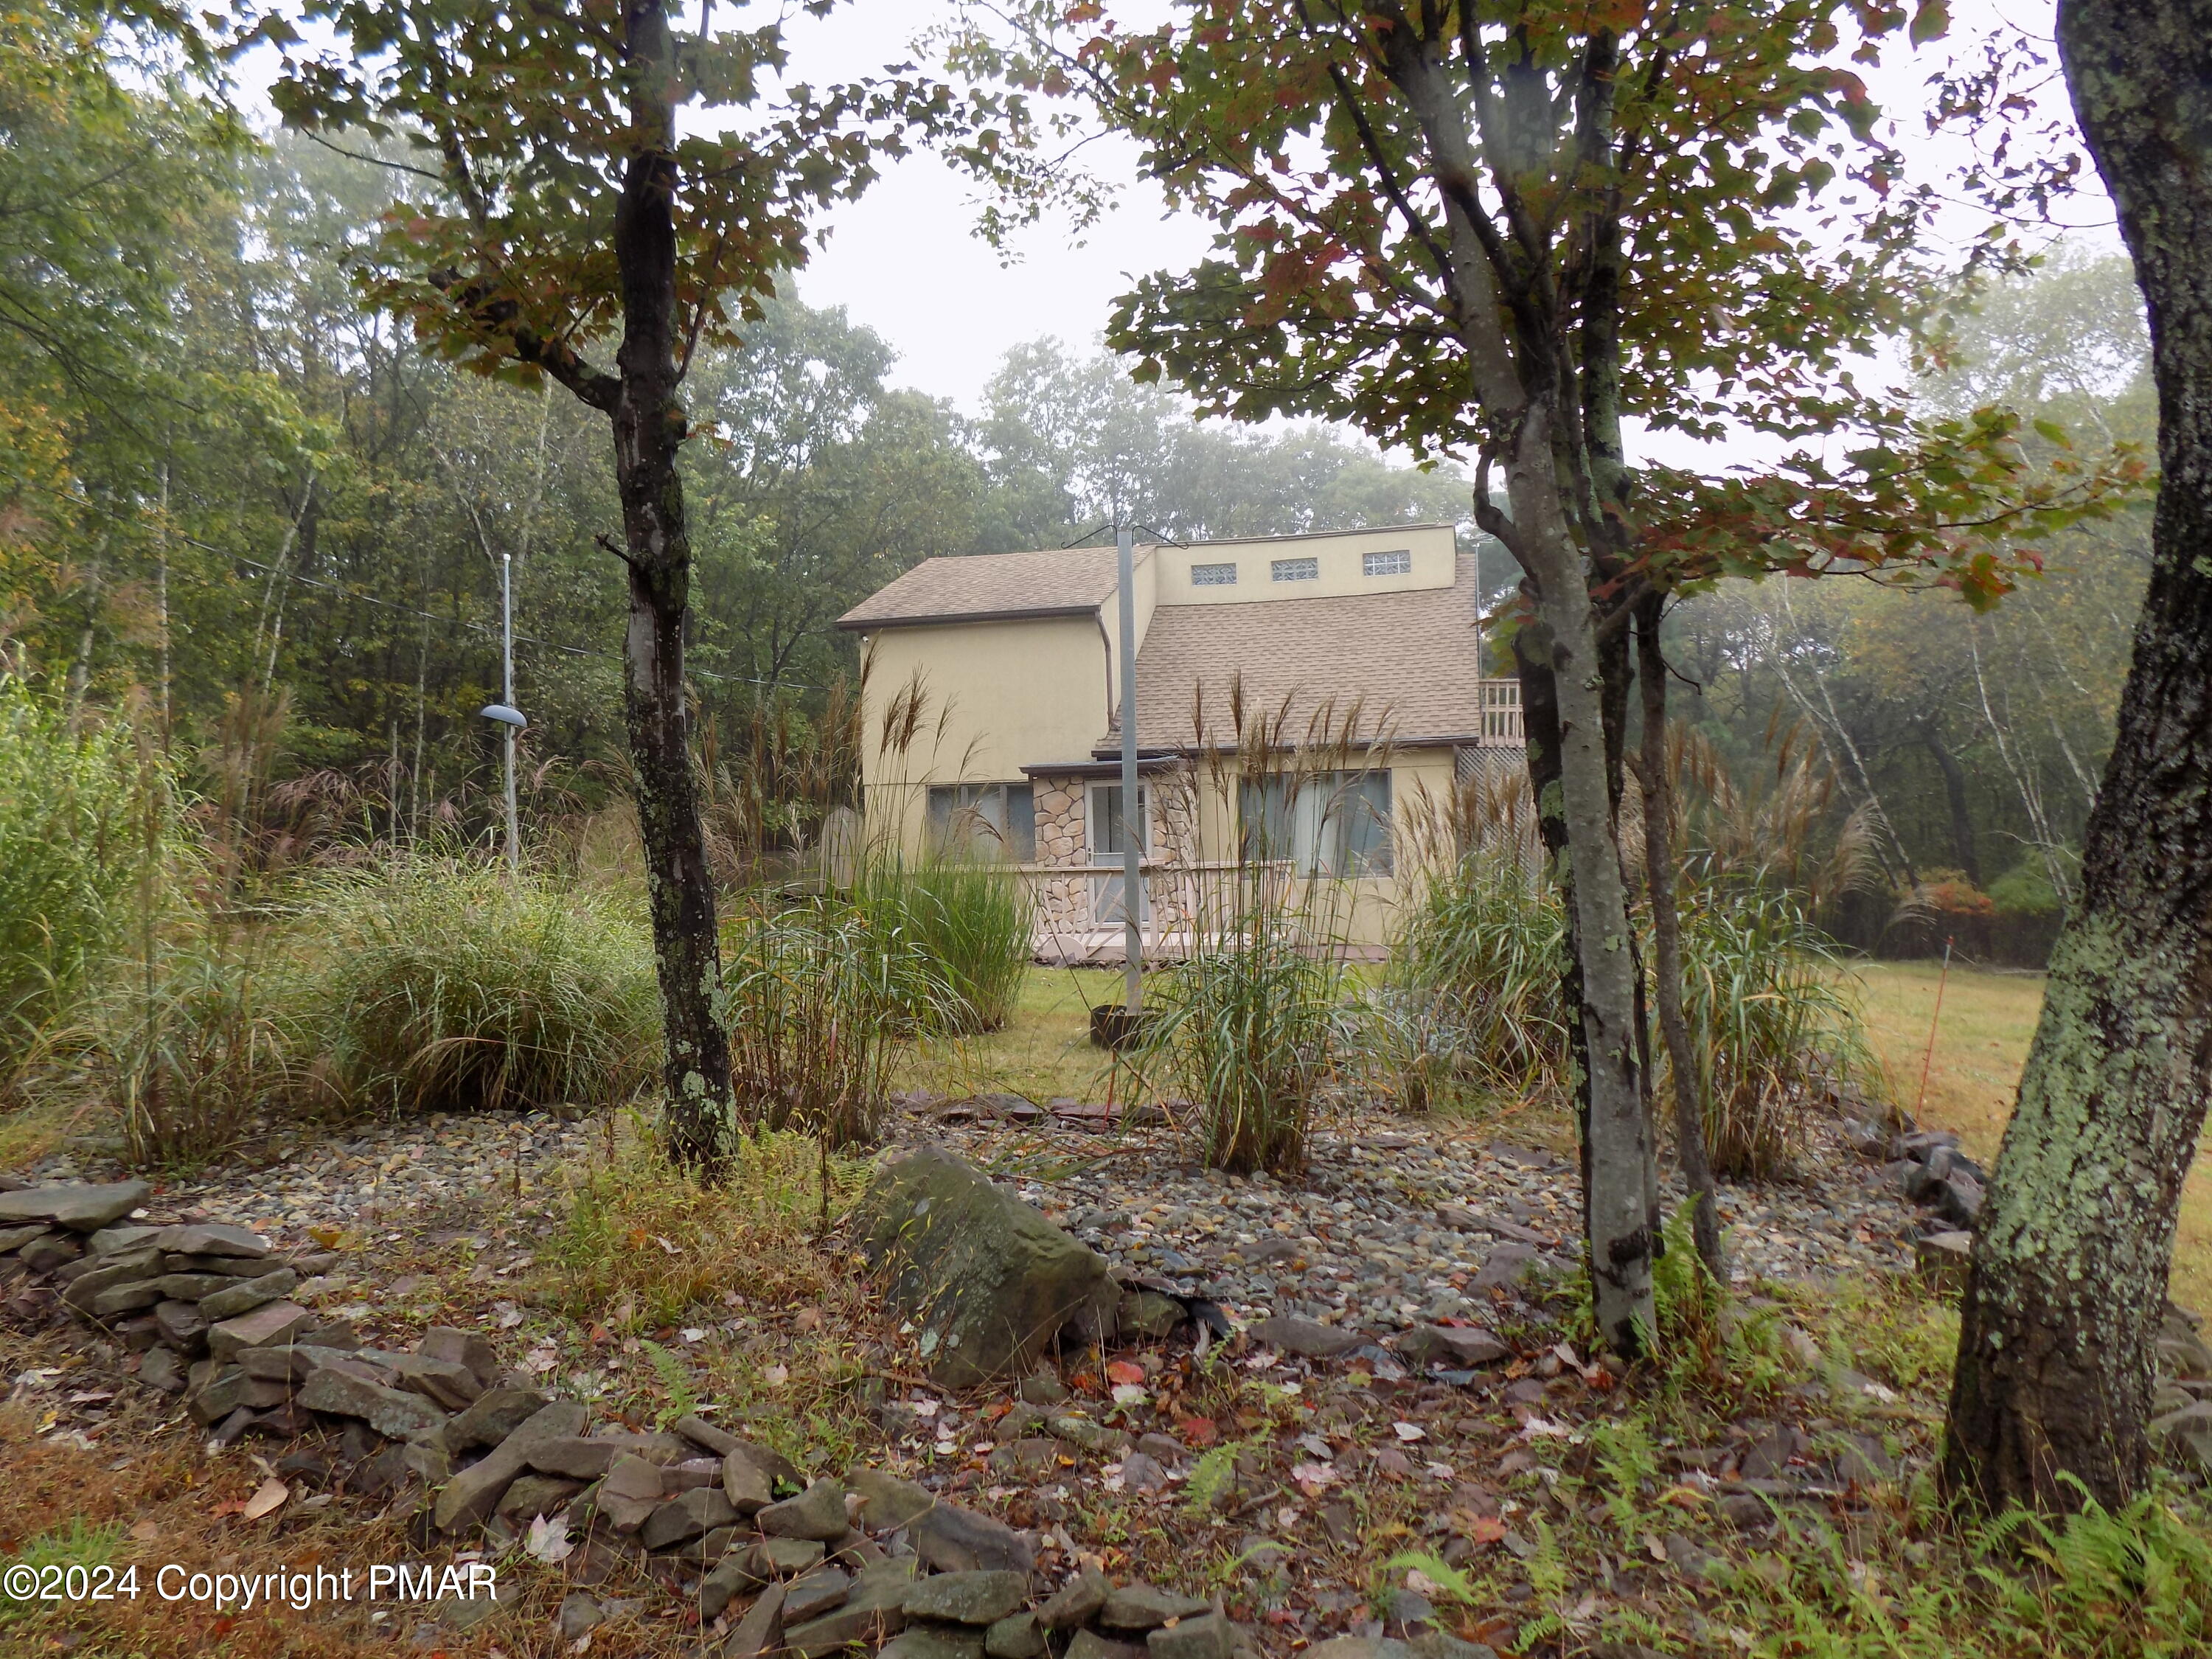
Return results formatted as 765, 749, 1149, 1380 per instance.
1027, 776, 1091, 935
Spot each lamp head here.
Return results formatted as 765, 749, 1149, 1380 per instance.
479, 703, 528, 729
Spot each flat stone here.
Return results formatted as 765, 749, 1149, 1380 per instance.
1119, 1290, 1185, 1340
150, 1222, 268, 1258
759, 1478, 849, 1542
419, 1326, 501, 1387
1099, 1585, 1211, 1632
1037, 1568, 1110, 1629
1017, 1373, 1068, 1406
673, 1412, 740, 1456
186, 1366, 254, 1426
594, 1452, 666, 1534
903, 1571, 1028, 1625
782, 1565, 854, 1624
0, 1180, 150, 1232
1304, 1642, 1414, 1659
20, 1234, 83, 1273
725, 1581, 786, 1659
87, 1223, 162, 1256
881, 1630, 987, 1659
1394, 1325, 1511, 1368
1148, 1613, 1235, 1659
380, 1351, 484, 1411
590, 1427, 700, 1466
1469, 1244, 1545, 1291
1065, 1633, 1145, 1659
60, 1248, 165, 1312
529, 1436, 618, 1480
207, 1301, 313, 1364
0, 1222, 55, 1254
1048, 1414, 1128, 1455
91, 1279, 170, 1318
199, 1268, 300, 1321
760, 1537, 828, 1576
138, 1346, 186, 1393
912, 1503, 1036, 1576
557, 1591, 605, 1641
1250, 1315, 1361, 1359
149, 1301, 208, 1354
237, 1343, 354, 1383
847, 1465, 936, 1529
989, 1439, 1062, 1479
703, 1547, 774, 1621
442, 1387, 549, 1454
987, 1613, 1047, 1659
298, 1367, 449, 1441
431, 1399, 590, 1531
640, 1486, 738, 1551
723, 1447, 774, 1512
1119, 1451, 1169, 1493
495, 1473, 581, 1523
779, 1559, 914, 1657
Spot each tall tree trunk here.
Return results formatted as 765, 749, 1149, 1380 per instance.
1506, 480, 1655, 1354
1942, 0, 2212, 1512
1917, 723, 1980, 887
612, 0, 734, 1173
1635, 596, 1725, 1278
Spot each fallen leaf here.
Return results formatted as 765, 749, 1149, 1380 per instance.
308, 1225, 342, 1248
526, 1512, 574, 1565
1470, 1516, 1508, 1545
1176, 1416, 1220, 1447
1111, 1383, 1148, 1406
763, 1364, 789, 1387
1392, 1421, 1426, 1442
1105, 1360, 1145, 1386
243, 1478, 290, 1521
128, 1520, 162, 1544
1645, 1533, 1668, 1563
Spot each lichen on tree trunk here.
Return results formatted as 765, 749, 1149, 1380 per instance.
1943, 0, 2212, 1511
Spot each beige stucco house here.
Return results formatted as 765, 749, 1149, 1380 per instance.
836, 523, 1524, 958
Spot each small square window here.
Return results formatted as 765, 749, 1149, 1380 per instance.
1363, 549, 1412, 577
1270, 557, 1319, 582
1190, 561, 1238, 586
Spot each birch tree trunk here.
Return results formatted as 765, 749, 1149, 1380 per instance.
1942, 0, 2212, 1510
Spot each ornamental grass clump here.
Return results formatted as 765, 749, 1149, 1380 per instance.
1671, 874, 1871, 1177
851, 854, 1030, 1034
1135, 683, 1378, 1175
288, 854, 660, 1117
721, 894, 945, 1147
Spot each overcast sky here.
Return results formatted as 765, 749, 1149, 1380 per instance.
237, 0, 2118, 470
762, 0, 2118, 473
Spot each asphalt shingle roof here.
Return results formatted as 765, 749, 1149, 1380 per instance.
836, 545, 1133, 629
1116, 553, 1491, 750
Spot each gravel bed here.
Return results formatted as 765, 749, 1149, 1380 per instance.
897, 1104, 1922, 1333
21, 1102, 1920, 1342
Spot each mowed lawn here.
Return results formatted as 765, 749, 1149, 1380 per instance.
1853, 959, 2212, 1317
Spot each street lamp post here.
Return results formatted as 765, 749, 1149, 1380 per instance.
479, 549, 526, 876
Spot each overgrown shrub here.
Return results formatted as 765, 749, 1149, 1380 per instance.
288, 855, 659, 1117
851, 855, 1030, 1033
722, 894, 942, 1147
0, 677, 161, 1065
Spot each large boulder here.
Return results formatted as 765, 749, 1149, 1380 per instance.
855, 1147, 1116, 1387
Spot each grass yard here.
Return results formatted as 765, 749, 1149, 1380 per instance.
1854, 958, 2212, 1315
896, 964, 1130, 1104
